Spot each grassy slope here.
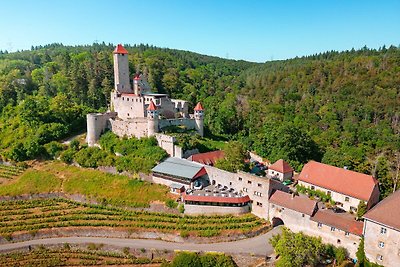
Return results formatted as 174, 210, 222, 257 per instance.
0, 161, 172, 207
0, 170, 61, 196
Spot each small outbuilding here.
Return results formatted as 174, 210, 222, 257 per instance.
267, 159, 294, 181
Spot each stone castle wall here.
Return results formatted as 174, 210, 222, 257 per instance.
87, 112, 117, 146
109, 118, 148, 139
111, 92, 145, 120
184, 204, 250, 215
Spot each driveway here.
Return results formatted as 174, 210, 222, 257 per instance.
0, 227, 282, 256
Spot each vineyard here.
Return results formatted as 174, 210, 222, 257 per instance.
0, 164, 25, 180
0, 198, 266, 238
0, 246, 162, 266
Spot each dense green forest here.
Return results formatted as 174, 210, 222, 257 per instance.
0, 43, 399, 198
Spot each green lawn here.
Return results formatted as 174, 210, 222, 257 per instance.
0, 170, 61, 196
0, 162, 172, 207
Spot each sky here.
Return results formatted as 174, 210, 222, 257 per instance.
0, 0, 399, 62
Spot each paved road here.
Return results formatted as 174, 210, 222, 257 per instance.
0, 227, 281, 256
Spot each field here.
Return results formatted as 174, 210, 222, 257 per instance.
0, 161, 172, 208
0, 164, 26, 181
0, 246, 162, 266
0, 198, 265, 238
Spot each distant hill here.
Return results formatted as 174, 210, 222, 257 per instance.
0, 43, 399, 198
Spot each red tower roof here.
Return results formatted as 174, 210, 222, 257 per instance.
147, 100, 157, 111
269, 159, 294, 174
113, 44, 128, 54
194, 102, 204, 111
133, 73, 141, 80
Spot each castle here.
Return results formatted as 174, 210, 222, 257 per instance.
86, 44, 204, 147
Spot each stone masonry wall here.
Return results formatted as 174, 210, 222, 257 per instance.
184, 204, 250, 215
109, 118, 148, 138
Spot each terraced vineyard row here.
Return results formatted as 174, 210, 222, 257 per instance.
0, 247, 161, 266
0, 164, 26, 180
0, 198, 266, 237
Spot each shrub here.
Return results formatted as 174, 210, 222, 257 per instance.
178, 204, 185, 214
60, 149, 76, 164
69, 139, 80, 151
123, 247, 130, 255
165, 199, 178, 209
180, 230, 189, 238
357, 201, 367, 219
334, 247, 348, 265
44, 141, 64, 159
63, 243, 71, 250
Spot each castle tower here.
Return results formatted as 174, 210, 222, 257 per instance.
147, 100, 159, 137
194, 102, 204, 137
133, 74, 141, 95
113, 44, 131, 93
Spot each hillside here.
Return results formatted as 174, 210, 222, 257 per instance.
0, 43, 399, 198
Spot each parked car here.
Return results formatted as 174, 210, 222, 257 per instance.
193, 180, 203, 190
282, 179, 293, 186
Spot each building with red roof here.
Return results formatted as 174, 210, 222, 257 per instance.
188, 150, 225, 166
267, 159, 294, 181
363, 190, 400, 266
113, 44, 129, 54
298, 161, 380, 212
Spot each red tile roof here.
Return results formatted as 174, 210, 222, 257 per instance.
147, 100, 157, 111
121, 93, 138, 96
182, 192, 251, 204
298, 161, 378, 201
311, 209, 363, 236
194, 102, 204, 111
193, 167, 207, 179
189, 150, 225, 166
113, 44, 128, 54
269, 190, 317, 216
269, 159, 294, 174
364, 190, 400, 231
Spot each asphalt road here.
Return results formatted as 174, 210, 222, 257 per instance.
0, 227, 282, 256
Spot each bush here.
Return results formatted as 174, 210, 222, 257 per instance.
178, 204, 185, 214
44, 141, 64, 159
357, 201, 367, 219
165, 199, 179, 209
180, 230, 189, 238
74, 147, 109, 168
170, 252, 201, 267
334, 247, 348, 265
60, 149, 76, 164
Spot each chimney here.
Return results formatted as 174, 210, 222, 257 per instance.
291, 192, 295, 199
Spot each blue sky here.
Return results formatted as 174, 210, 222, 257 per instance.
0, 0, 399, 62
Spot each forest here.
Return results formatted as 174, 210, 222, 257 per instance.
0, 43, 399, 198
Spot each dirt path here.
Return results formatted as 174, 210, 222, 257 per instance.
0, 226, 282, 256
